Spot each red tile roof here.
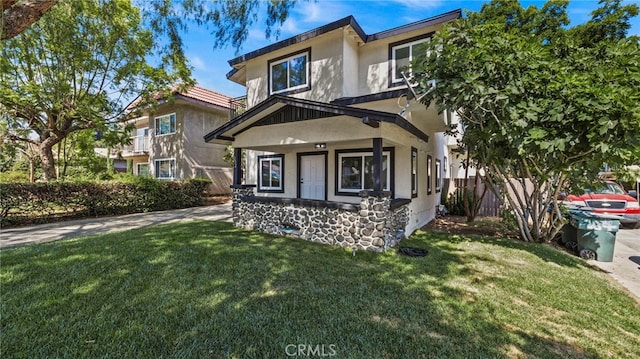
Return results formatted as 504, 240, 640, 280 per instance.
127, 85, 232, 110
178, 85, 232, 109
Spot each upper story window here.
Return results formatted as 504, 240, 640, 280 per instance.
268, 49, 310, 95
155, 113, 176, 136
389, 35, 431, 87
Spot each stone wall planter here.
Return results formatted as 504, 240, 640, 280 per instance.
232, 187, 409, 252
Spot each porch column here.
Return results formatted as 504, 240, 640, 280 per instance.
233, 147, 243, 186
372, 137, 383, 193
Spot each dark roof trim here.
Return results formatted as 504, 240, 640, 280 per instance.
226, 9, 461, 74
203, 95, 429, 143
366, 9, 461, 42
228, 16, 365, 68
332, 88, 407, 106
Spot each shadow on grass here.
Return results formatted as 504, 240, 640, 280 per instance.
2, 221, 634, 358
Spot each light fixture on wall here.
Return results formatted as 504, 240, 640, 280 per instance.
314, 143, 326, 149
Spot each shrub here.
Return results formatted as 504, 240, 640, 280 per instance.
0, 178, 212, 227
445, 188, 473, 216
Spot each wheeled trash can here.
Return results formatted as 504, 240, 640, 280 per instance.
569, 211, 622, 262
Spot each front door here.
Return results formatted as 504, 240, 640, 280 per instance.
300, 154, 326, 200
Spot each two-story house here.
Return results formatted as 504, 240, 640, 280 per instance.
205, 10, 462, 250
122, 85, 237, 195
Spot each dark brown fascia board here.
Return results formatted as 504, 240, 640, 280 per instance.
227, 16, 365, 68
225, 9, 462, 77
366, 9, 462, 42
203, 95, 429, 143
331, 89, 407, 106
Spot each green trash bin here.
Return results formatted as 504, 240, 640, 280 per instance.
561, 210, 580, 251
569, 211, 622, 262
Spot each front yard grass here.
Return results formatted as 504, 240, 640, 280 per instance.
1, 221, 639, 358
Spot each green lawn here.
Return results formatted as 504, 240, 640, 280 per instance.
1, 221, 639, 358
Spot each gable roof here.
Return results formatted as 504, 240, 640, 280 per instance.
126, 85, 232, 111
204, 95, 429, 144
226, 9, 462, 79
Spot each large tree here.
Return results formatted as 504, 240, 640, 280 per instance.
413, 0, 640, 241
0, 0, 188, 181
2, 0, 298, 51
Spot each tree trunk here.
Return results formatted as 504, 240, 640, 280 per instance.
1, 0, 58, 40
39, 140, 58, 181
29, 158, 35, 183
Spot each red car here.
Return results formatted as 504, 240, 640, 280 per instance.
563, 181, 640, 229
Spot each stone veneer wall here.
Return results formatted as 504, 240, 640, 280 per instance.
232, 187, 409, 252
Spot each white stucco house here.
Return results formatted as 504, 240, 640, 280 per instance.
205, 10, 463, 251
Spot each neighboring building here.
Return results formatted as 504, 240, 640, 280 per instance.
122, 86, 236, 195
205, 10, 463, 250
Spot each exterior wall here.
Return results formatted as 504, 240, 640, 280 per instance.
356, 24, 445, 96
245, 30, 346, 107
233, 187, 408, 252
342, 32, 359, 98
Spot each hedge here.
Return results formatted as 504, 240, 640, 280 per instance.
0, 178, 211, 227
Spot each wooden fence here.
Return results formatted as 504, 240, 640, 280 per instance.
444, 177, 502, 217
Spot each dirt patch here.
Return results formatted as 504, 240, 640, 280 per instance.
423, 215, 518, 238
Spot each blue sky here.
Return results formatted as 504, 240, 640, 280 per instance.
180, 0, 640, 98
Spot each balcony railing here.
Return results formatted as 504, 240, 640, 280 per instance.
133, 135, 149, 152
229, 96, 247, 119
122, 135, 149, 156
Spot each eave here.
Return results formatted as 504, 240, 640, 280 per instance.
203, 95, 429, 144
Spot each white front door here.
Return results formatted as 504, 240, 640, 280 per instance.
300, 154, 325, 200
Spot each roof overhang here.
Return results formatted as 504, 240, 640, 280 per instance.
204, 95, 429, 145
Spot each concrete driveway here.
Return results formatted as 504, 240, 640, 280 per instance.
589, 228, 640, 299
0, 203, 232, 249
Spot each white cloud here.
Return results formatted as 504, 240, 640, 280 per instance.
189, 55, 207, 71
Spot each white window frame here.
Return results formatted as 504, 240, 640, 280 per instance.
154, 113, 176, 136
269, 50, 309, 95
411, 147, 418, 198
337, 151, 391, 194
136, 163, 149, 176
258, 155, 284, 192
154, 158, 176, 180
435, 159, 442, 193
391, 37, 430, 84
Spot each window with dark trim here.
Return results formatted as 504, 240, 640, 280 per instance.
411, 147, 418, 198
137, 163, 149, 177
258, 155, 284, 192
268, 48, 310, 95
427, 155, 432, 195
435, 159, 442, 193
388, 34, 432, 88
336, 148, 394, 196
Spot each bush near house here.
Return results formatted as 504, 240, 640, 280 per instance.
0, 177, 210, 227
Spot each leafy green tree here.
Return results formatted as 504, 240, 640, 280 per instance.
3, 0, 299, 52
413, 0, 640, 241
1, 0, 187, 181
